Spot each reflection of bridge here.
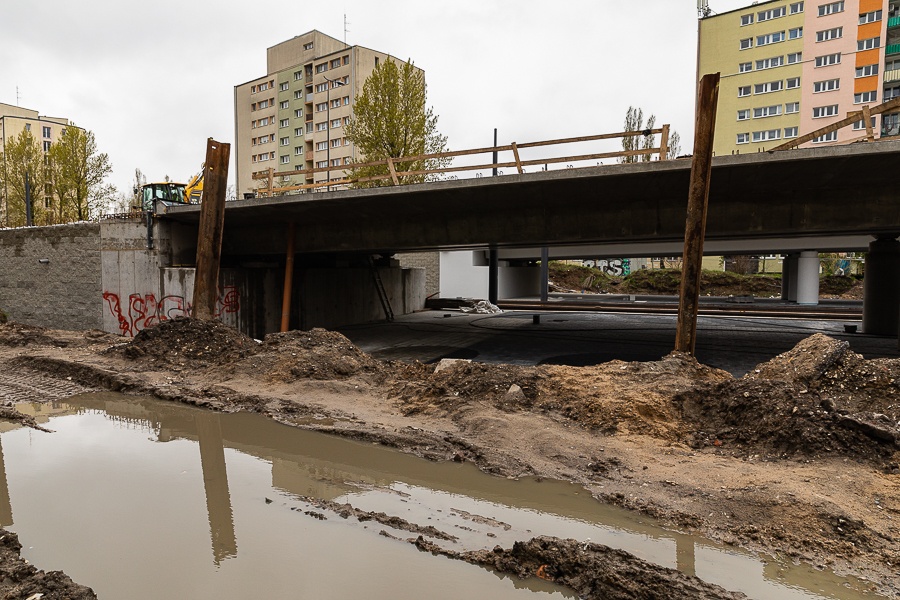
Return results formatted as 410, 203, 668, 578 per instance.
159, 140, 900, 338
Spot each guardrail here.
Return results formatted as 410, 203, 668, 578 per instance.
252, 125, 671, 197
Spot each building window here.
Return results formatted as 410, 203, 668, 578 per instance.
43, 141, 51, 152
343, 96, 350, 106
815, 53, 841, 67
331, 138, 342, 148
738, 86, 751, 97
753, 105, 782, 118
859, 10, 882, 23
303, 42, 314, 50
316, 160, 328, 168
885, 85, 900, 100
333, 76, 349, 87
280, 137, 289, 146
280, 118, 289, 127
816, 27, 842, 42
294, 127, 304, 137
757, 56, 785, 70
306, 123, 314, 134
316, 102, 327, 112
344, 138, 351, 146
281, 156, 290, 164
280, 82, 289, 91
740, 37, 753, 50
737, 109, 751, 120
818, 1, 844, 16
330, 58, 341, 68
342, 55, 350, 65
813, 131, 838, 143
785, 101, 800, 113
787, 52, 802, 64
42, 126, 51, 138
280, 100, 289, 109
790, 2, 804, 14
752, 129, 781, 142
331, 99, 341, 108
316, 141, 328, 150
295, 147, 304, 155
315, 63, 327, 73
784, 126, 799, 138
757, 31, 786, 46
786, 77, 801, 88
294, 71, 303, 81
789, 27, 803, 39
852, 117, 877, 130
741, 13, 754, 25
755, 80, 784, 94
739, 61, 753, 73
315, 83, 328, 93
331, 118, 342, 128
343, 116, 350, 126
758, 6, 786, 21
294, 91, 303, 99
316, 122, 327, 131
854, 90, 877, 103
812, 104, 839, 118
857, 37, 880, 51
856, 64, 878, 78
813, 78, 840, 92
294, 109, 303, 118
330, 158, 341, 167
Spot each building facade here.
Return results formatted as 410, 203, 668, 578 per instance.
234, 30, 419, 197
0, 103, 71, 222
699, 0, 900, 156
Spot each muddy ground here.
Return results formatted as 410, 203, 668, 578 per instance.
0, 317, 898, 599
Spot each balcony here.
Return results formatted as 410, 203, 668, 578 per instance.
886, 69, 900, 83
889, 15, 900, 29
887, 43, 900, 56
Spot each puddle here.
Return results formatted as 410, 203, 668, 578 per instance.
0, 393, 886, 600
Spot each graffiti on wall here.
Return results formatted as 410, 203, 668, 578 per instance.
582, 258, 631, 276
102, 286, 240, 337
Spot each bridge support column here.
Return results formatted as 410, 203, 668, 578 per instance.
796, 251, 820, 305
781, 253, 798, 302
862, 236, 900, 337
488, 246, 499, 304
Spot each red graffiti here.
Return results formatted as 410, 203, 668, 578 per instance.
102, 286, 240, 337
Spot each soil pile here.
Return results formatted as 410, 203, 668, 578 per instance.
0, 529, 97, 599
415, 536, 747, 600
121, 317, 260, 367
234, 328, 385, 382
0, 322, 59, 347
675, 334, 900, 465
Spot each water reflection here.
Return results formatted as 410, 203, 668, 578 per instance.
0, 393, 887, 600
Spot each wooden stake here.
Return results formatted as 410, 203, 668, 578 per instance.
387, 157, 400, 185
280, 222, 296, 332
675, 73, 719, 355
511, 142, 524, 174
192, 138, 231, 321
659, 124, 670, 161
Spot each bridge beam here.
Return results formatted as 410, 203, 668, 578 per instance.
862, 236, 900, 337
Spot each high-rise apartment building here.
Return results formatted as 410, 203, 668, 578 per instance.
699, 0, 900, 156
0, 103, 71, 219
234, 30, 420, 197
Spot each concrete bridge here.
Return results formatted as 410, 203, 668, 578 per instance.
157, 139, 900, 337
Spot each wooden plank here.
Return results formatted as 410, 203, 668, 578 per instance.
192, 138, 231, 321
386, 157, 400, 185
675, 73, 720, 355
511, 142, 524, 174
659, 124, 669, 161
770, 96, 900, 151
863, 105, 874, 141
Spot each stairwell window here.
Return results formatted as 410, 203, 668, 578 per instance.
813, 78, 840, 92
857, 37, 880, 51
812, 104, 839, 118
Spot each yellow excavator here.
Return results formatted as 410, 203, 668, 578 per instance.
138, 169, 204, 211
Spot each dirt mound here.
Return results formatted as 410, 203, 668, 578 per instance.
122, 317, 260, 367
415, 536, 746, 600
235, 328, 384, 381
675, 334, 900, 465
0, 529, 97, 599
0, 322, 59, 347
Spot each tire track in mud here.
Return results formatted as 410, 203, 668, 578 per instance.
0, 360, 96, 404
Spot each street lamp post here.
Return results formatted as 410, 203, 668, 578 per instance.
322, 75, 346, 190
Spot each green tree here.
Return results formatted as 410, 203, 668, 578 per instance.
620, 106, 680, 163
344, 58, 450, 187
48, 125, 114, 222
0, 128, 49, 227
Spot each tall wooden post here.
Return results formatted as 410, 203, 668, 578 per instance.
675, 73, 719, 355
193, 138, 231, 321
280, 222, 296, 332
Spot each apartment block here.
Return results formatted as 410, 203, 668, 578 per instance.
234, 30, 420, 197
699, 0, 900, 155
0, 103, 71, 216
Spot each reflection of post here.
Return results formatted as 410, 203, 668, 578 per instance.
674, 534, 696, 577
196, 412, 237, 564
0, 440, 12, 526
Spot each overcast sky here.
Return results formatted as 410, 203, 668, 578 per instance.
1, 0, 753, 198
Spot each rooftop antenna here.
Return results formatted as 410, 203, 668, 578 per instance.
698, 0, 712, 17
344, 14, 350, 44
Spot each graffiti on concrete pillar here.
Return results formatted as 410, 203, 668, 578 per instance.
102, 286, 240, 337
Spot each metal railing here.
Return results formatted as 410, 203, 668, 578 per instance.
252, 125, 671, 197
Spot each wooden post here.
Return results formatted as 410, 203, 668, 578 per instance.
658, 124, 670, 161
267, 168, 274, 197
511, 142, 524, 174
280, 222, 296, 332
862, 105, 874, 142
386, 157, 400, 185
675, 73, 719, 355
192, 138, 231, 321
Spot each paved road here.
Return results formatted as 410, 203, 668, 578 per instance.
339, 308, 898, 376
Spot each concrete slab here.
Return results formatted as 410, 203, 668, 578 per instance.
338, 309, 899, 377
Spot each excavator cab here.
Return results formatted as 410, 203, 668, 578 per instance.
140, 182, 188, 211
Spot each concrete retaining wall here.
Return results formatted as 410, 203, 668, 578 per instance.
0, 222, 103, 330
